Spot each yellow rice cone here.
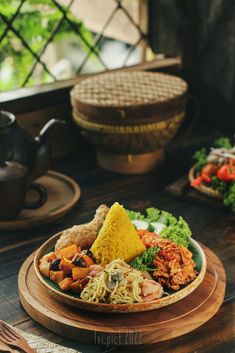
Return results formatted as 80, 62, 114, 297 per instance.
90, 202, 146, 266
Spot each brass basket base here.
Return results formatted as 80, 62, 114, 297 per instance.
96, 149, 165, 174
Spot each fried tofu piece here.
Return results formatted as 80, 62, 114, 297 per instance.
59, 258, 75, 276
58, 278, 73, 291
39, 252, 57, 277
72, 267, 90, 280
59, 244, 79, 259
49, 270, 64, 283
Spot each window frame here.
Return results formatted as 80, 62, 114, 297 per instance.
0, 57, 181, 114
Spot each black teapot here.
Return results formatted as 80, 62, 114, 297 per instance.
0, 111, 65, 182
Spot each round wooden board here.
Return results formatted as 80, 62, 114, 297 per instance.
0, 171, 81, 230
18, 245, 226, 346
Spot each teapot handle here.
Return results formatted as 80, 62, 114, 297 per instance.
23, 183, 47, 209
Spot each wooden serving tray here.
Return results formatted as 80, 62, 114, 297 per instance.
18, 245, 225, 346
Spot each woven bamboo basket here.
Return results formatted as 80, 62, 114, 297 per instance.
188, 166, 223, 199
71, 71, 188, 174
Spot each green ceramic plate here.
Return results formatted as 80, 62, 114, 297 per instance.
34, 233, 207, 313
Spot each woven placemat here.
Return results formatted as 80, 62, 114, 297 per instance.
0, 324, 81, 353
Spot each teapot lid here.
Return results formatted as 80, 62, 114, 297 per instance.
0, 161, 28, 182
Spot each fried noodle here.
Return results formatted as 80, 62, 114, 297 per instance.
80, 259, 145, 303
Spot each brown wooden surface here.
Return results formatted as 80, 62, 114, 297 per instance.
0, 171, 81, 230
18, 245, 224, 345
0, 140, 235, 353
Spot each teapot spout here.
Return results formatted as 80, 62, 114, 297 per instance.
38, 118, 65, 144
27, 119, 65, 183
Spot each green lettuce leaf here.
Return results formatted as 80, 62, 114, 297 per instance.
160, 216, 192, 247
157, 210, 177, 226
126, 207, 192, 247
145, 207, 160, 222
125, 209, 145, 221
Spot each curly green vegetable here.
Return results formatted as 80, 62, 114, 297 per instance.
193, 148, 208, 171
131, 246, 158, 271
160, 216, 192, 248
142, 208, 178, 226
210, 176, 235, 212
157, 210, 177, 226
224, 182, 235, 212
145, 207, 160, 222
126, 207, 192, 247
126, 209, 145, 221
214, 137, 232, 149
211, 176, 228, 195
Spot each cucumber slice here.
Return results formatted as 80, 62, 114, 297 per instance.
132, 220, 148, 230
150, 222, 166, 234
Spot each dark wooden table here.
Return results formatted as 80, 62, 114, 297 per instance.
1, 147, 235, 353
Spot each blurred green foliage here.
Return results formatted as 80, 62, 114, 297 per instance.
0, 0, 94, 91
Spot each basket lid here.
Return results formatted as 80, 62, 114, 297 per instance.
71, 71, 188, 123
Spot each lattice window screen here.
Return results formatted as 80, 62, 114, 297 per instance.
0, 0, 148, 91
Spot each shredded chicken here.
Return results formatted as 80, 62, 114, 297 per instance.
208, 147, 235, 165
152, 239, 197, 291
55, 204, 109, 252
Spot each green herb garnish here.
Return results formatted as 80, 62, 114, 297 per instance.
214, 137, 232, 149
131, 247, 157, 271
223, 182, 235, 212
211, 176, 228, 195
193, 148, 208, 171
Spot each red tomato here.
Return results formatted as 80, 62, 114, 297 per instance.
191, 173, 211, 186
191, 163, 217, 187
201, 174, 212, 183
191, 176, 203, 187
217, 164, 235, 181
137, 229, 159, 247
201, 163, 217, 176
